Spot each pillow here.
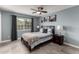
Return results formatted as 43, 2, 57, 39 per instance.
48, 28, 52, 33
40, 28, 43, 33
43, 29, 47, 33
52, 29, 55, 34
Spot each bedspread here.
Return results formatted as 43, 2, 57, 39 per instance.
22, 33, 39, 45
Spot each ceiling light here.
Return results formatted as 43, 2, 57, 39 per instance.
37, 12, 41, 14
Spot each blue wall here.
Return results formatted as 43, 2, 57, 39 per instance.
1, 6, 79, 47
1, 11, 40, 41
41, 6, 79, 46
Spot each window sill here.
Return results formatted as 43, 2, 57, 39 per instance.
17, 29, 31, 31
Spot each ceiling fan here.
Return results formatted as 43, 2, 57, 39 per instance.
31, 7, 47, 15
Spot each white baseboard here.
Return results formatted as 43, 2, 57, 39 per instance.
0, 38, 20, 44
0, 40, 11, 44
18, 38, 21, 40
64, 42, 79, 49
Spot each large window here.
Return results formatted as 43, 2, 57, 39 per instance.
17, 17, 32, 30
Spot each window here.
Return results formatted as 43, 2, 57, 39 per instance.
17, 17, 32, 30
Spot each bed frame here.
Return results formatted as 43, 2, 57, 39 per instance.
21, 37, 53, 52
21, 37, 31, 51
21, 26, 55, 52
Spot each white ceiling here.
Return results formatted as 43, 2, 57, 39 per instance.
0, 5, 75, 17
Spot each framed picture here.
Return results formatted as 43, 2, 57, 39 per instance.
41, 17, 44, 23
44, 17, 47, 22
49, 15, 56, 22
41, 20, 43, 23
41, 15, 57, 23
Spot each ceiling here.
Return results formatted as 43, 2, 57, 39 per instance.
0, 5, 75, 17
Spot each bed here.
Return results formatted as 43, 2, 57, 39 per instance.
21, 26, 55, 51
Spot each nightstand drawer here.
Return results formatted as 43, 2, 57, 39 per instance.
53, 34, 64, 45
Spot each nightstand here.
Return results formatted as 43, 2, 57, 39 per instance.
53, 34, 64, 45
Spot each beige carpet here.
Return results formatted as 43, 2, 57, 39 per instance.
0, 39, 79, 54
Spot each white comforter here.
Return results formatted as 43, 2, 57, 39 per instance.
22, 32, 52, 46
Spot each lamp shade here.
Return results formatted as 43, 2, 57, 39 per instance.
56, 25, 64, 35
56, 25, 63, 31
37, 26, 40, 28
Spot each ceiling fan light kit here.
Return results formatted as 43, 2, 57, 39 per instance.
31, 7, 47, 15
37, 12, 41, 14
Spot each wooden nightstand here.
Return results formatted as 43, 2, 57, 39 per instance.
53, 34, 64, 45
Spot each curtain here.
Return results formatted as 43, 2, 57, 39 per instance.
11, 15, 17, 41
31, 18, 34, 32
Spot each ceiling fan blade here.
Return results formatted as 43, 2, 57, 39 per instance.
31, 8, 38, 11
41, 11, 47, 13
32, 12, 37, 14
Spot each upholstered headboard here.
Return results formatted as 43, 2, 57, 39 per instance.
41, 25, 55, 34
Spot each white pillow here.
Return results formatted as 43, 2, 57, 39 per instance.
48, 28, 52, 33
40, 28, 43, 33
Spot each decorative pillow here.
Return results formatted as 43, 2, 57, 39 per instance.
40, 28, 43, 33
43, 29, 47, 33
48, 28, 52, 33
52, 29, 55, 34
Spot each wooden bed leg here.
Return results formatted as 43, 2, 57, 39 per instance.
27, 44, 31, 52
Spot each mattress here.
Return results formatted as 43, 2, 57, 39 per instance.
22, 32, 53, 49
31, 36, 52, 49
22, 32, 52, 38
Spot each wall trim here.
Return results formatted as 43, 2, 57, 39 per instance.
18, 38, 21, 40
0, 40, 11, 44
64, 42, 79, 49
0, 38, 20, 44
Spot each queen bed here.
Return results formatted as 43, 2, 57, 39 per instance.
21, 26, 55, 51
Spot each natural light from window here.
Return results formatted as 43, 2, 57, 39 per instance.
17, 17, 32, 31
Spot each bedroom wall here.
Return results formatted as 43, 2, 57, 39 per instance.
0, 11, 1, 41
17, 17, 40, 38
1, 11, 40, 41
40, 6, 79, 47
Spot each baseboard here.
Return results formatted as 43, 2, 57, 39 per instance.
18, 37, 21, 40
0, 38, 21, 44
64, 42, 79, 49
0, 40, 11, 44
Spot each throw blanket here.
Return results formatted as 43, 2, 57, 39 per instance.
22, 33, 39, 45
